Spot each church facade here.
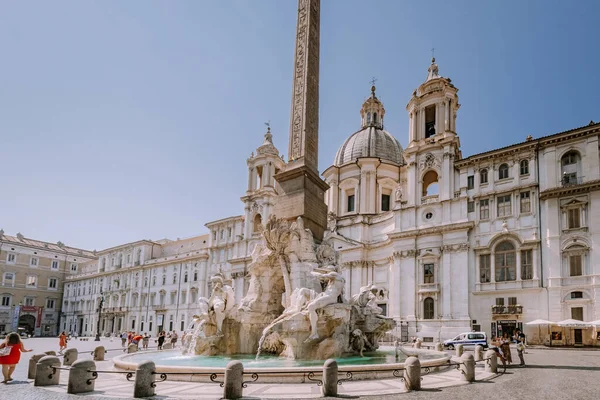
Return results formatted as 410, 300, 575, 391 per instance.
60, 59, 600, 346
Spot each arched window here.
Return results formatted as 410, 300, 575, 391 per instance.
519, 160, 529, 175
480, 169, 488, 184
570, 291, 583, 299
498, 163, 509, 180
373, 112, 377, 123
253, 214, 262, 233
422, 170, 439, 196
424, 297, 435, 319
566, 245, 585, 276
367, 112, 371, 125
561, 151, 580, 185
495, 241, 516, 281
184, 273, 188, 283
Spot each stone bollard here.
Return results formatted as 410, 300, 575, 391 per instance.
435, 342, 443, 352
134, 361, 156, 398
455, 344, 464, 357
223, 360, 244, 400
403, 356, 421, 391
460, 352, 476, 382
474, 345, 484, 361
67, 359, 96, 394
45, 351, 57, 356
34, 356, 61, 386
414, 339, 422, 349
484, 350, 498, 373
321, 359, 338, 397
128, 343, 138, 354
93, 346, 106, 361
28, 353, 47, 379
63, 348, 78, 366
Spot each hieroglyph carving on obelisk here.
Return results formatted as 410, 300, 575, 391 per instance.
288, 0, 320, 174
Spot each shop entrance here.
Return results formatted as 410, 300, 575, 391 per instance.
492, 320, 522, 338
574, 329, 583, 345
18, 314, 35, 335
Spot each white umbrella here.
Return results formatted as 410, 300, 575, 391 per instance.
556, 319, 592, 328
587, 320, 600, 326
525, 319, 554, 325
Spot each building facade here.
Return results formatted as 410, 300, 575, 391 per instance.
58, 58, 599, 346
0, 231, 95, 336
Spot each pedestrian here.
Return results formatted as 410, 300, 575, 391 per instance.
171, 331, 178, 348
0, 332, 33, 383
127, 331, 133, 345
157, 331, 165, 350
142, 333, 150, 350
59, 331, 68, 354
121, 332, 127, 347
501, 333, 512, 364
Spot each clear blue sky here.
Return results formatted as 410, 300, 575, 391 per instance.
1, 0, 599, 251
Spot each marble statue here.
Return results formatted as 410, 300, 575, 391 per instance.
208, 274, 235, 336
351, 283, 383, 315
394, 184, 403, 202
351, 329, 373, 357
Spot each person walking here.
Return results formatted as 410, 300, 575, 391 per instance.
516, 331, 526, 367
0, 332, 33, 383
59, 331, 68, 354
121, 332, 127, 347
501, 333, 513, 364
157, 331, 165, 350
170, 331, 178, 348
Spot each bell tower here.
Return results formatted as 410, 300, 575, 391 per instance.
406, 57, 460, 145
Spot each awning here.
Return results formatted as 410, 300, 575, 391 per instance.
555, 319, 592, 328
525, 319, 555, 325
587, 320, 600, 327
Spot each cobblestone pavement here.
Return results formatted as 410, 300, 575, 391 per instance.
2, 338, 599, 399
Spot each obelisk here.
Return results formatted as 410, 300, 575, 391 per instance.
274, 0, 328, 240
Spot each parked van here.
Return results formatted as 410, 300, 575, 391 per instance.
443, 332, 487, 350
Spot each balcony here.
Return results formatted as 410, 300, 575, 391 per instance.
562, 176, 584, 187
153, 304, 167, 311
421, 195, 439, 205
492, 305, 523, 315
418, 282, 440, 294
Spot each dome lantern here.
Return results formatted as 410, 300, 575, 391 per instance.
360, 85, 385, 129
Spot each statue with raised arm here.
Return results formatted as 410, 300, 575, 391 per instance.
301, 265, 346, 341
208, 273, 235, 336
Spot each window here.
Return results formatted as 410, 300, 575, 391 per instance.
48, 278, 58, 289
1, 296, 10, 307
220, 230, 224, 240
253, 214, 262, 233
521, 250, 533, 280
7, 254, 16, 263
480, 169, 488, 184
184, 273, 188, 283
71, 263, 78, 272
193, 271, 198, 282
173, 275, 177, 284
228, 227, 232, 238
422, 170, 439, 196
569, 254, 582, 276
381, 194, 390, 212
480, 199, 489, 220
425, 105, 436, 138
127, 254, 131, 263
480, 255, 491, 283
423, 263, 434, 284
495, 241, 516, 281
467, 201, 474, 213
562, 152, 578, 165
498, 164, 509, 180
213, 231, 217, 240
24, 297, 34, 306
162, 275, 166, 285
495, 297, 504, 306
26, 275, 38, 287
561, 152, 580, 185
347, 194, 355, 212
519, 160, 529, 175
570, 291, 583, 299
51, 260, 59, 270
508, 297, 517, 306
497, 195, 512, 217
467, 175, 474, 190
30, 257, 39, 266
567, 208, 581, 229
423, 297, 434, 319
571, 307, 584, 321
519, 192, 531, 213
3, 273, 14, 287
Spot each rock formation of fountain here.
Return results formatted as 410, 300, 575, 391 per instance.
183, 215, 395, 360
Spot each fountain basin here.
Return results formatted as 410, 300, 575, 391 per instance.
113, 346, 451, 382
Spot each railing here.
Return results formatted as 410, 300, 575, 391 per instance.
561, 176, 584, 187
421, 195, 439, 204
491, 305, 523, 314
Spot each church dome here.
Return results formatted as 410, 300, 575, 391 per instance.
333, 86, 404, 167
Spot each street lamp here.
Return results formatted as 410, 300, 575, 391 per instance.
95, 290, 104, 341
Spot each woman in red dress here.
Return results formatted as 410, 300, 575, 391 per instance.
0, 332, 32, 383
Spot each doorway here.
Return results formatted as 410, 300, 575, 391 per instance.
574, 329, 583, 345
18, 314, 35, 335
78, 318, 83, 336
